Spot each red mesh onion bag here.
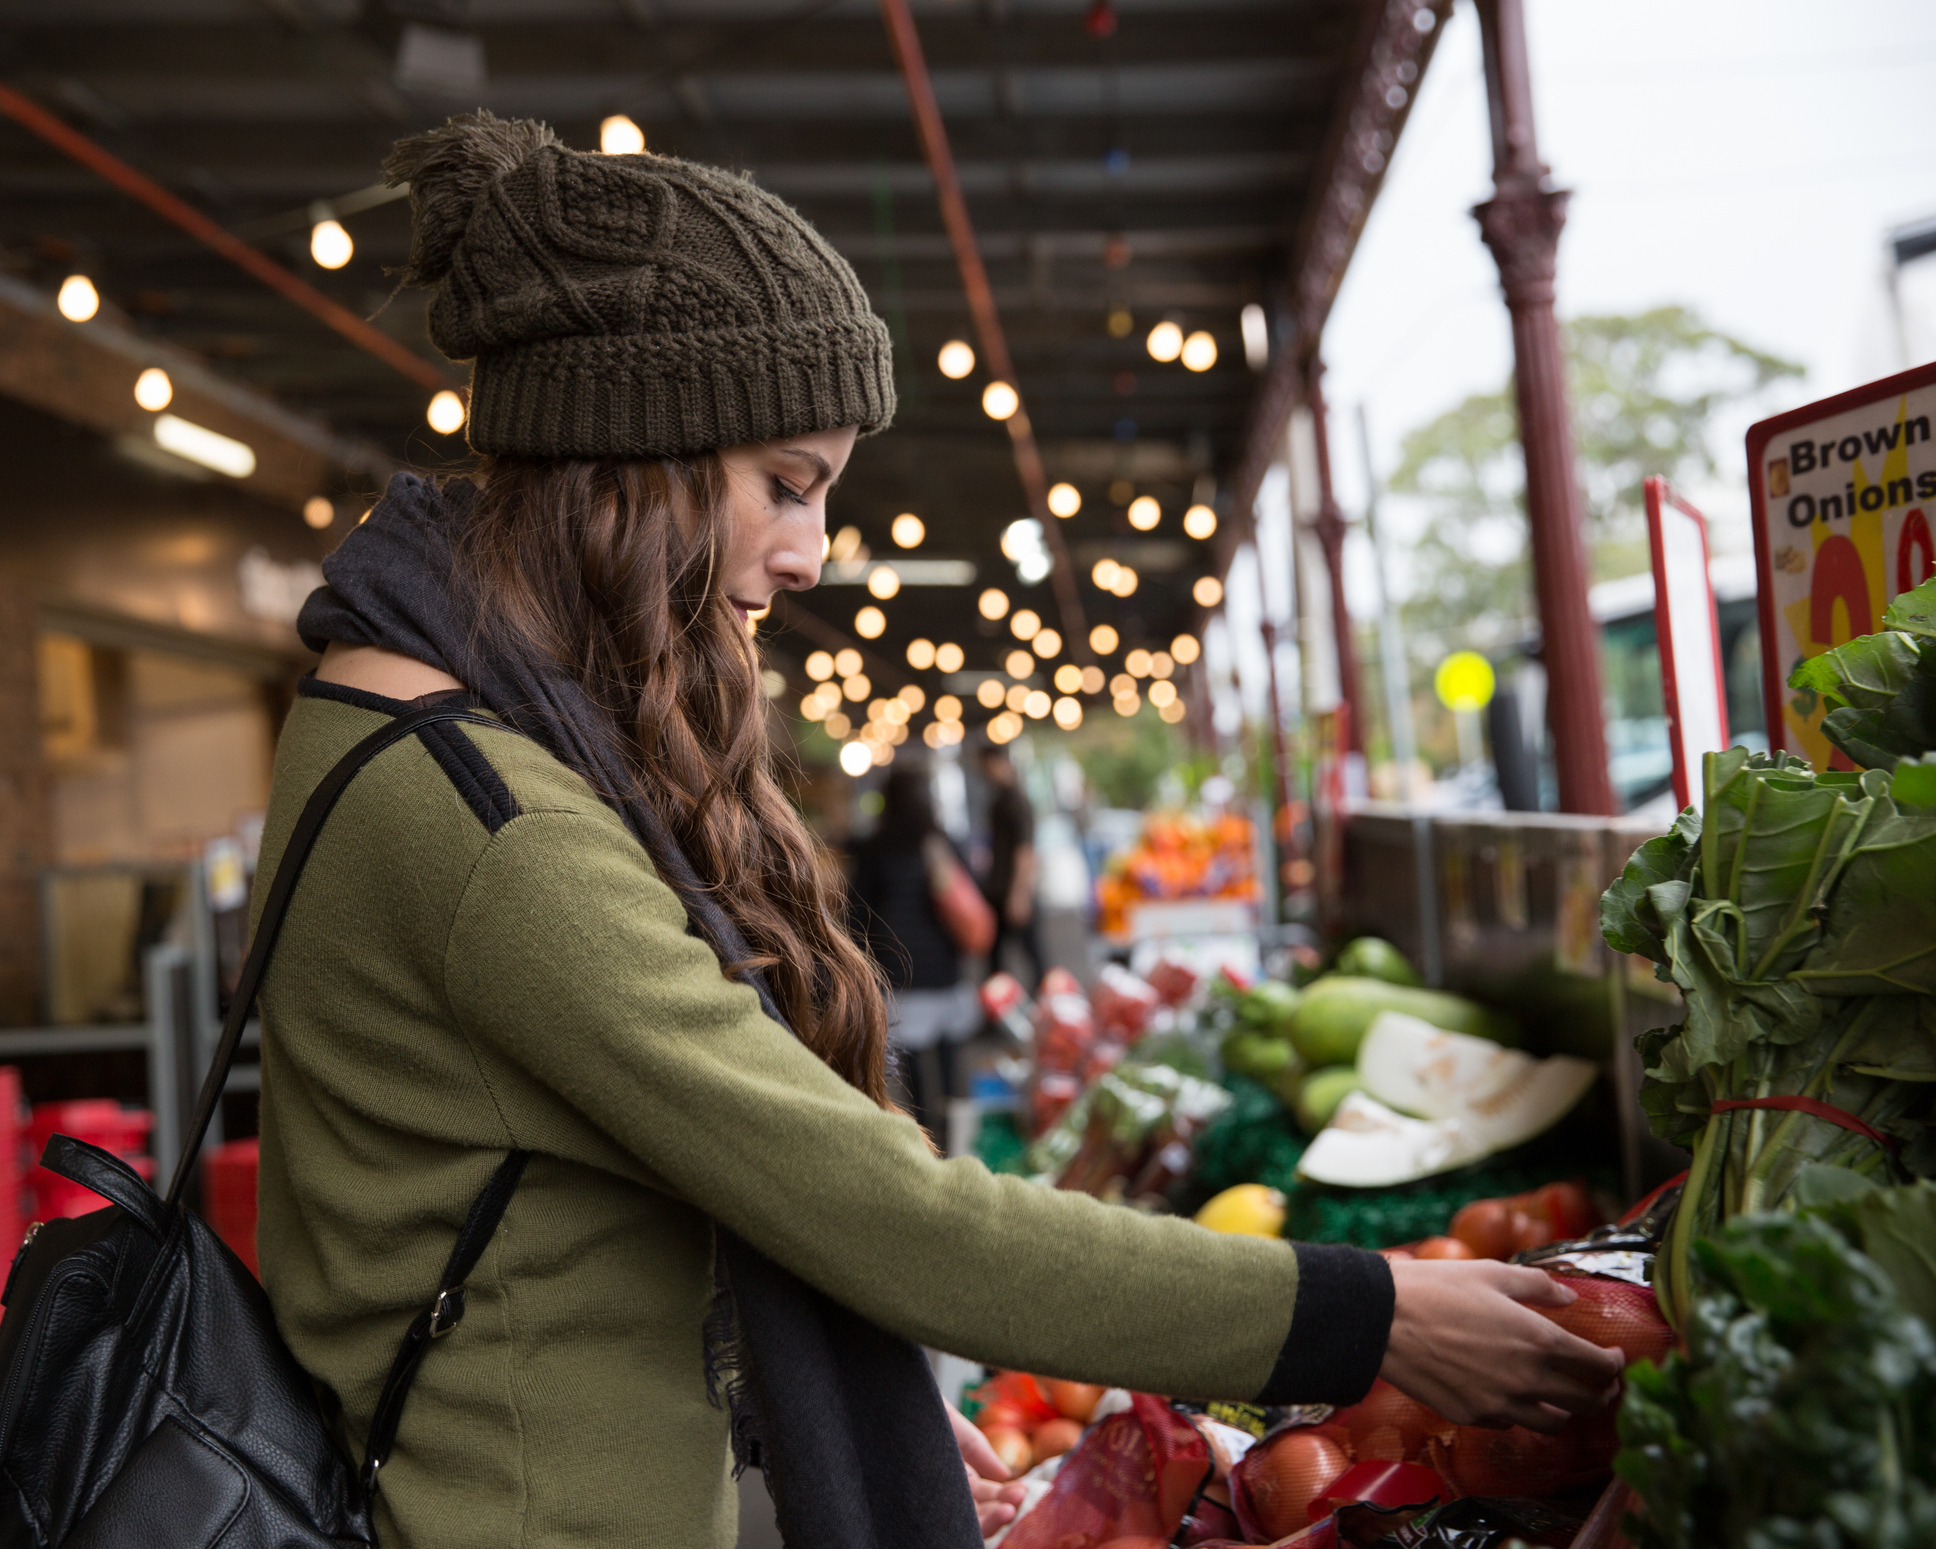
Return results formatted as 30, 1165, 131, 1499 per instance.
1092, 965, 1161, 1041
1003, 1394, 1212, 1549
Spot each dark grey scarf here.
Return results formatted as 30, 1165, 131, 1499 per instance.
298, 472, 980, 1549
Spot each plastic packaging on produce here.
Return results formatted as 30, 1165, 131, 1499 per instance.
1144, 955, 1201, 1007
1092, 963, 1162, 1040
1000, 1393, 1213, 1549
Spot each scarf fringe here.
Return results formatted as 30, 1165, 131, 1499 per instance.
703, 1231, 767, 1481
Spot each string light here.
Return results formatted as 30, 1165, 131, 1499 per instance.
1127, 496, 1160, 531
978, 588, 1010, 620
1110, 565, 1138, 597
1032, 628, 1062, 658
1091, 558, 1121, 591
1081, 665, 1105, 694
1052, 697, 1083, 730
57, 275, 99, 322
977, 679, 1006, 708
1046, 482, 1081, 518
1005, 649, 1035, 679
1009, 609, 1041, 641
839, 740, 872, 776
834, 648, 863, 677
867, 566, 901, 599
898, 684, 926, 711
891, 513, 925, 547
824, 710, 851, 738
906, 639, 936, 670
1145, 321, 1182, 363
1171, 634, 1201, 664
807, 651, 835, 680
937, 340, 975, 379
426, 390, 466, 434
309, 219, 353, 269
981, 381, 1019, 420
842, 673, 871, 701
302, 496, 334, 529
600, 114, 646, 154
854, 606, 886, 639
133, 368, 172, 411
1089, 623, 1119, 655
1149, 680, 1178, 708
1054, 664, 1083, 693
1159, 699, 1187, 723
1181, 330, 1218, 372
1023, 690, 1051, 720
935, 642, 965, 673
935, 695, 963, 722
1113, 691, 1140, 717
1193, 575, 1224, 607
1150, 651, 1174, 679
1183, 504, 1217, 540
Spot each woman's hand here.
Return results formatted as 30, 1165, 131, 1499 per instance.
946, 1400, 1029, 1537
1380, 1258, 1626, 1433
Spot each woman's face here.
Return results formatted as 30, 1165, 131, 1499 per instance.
716, 426, 858, 625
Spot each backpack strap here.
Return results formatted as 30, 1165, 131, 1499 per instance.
158, 702, 534, 1499
165, 704, 509, 1202
359, 1147, 530, 1494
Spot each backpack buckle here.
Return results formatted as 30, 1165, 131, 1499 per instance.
427, 1287, 465, 1337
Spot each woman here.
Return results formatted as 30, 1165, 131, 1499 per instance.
847, 763, 980, 1141
256, 114, 1623, 1549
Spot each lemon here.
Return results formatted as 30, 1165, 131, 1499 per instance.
1194, 1183, 1287, 1238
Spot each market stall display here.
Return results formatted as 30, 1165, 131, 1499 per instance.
1096, 813, 1259, 941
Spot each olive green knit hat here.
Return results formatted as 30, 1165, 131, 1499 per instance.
382, 112, 896, 459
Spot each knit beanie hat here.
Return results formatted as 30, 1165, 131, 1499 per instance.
382, 112, 896, 459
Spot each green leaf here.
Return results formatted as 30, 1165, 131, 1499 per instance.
1891, 754, 1936, 809
1788, 629, 1922, 711
1850, 1181, 1936, 1331
1602, 814, 1700, 963
1881, 574, 1936, 639
1796, 807, 1936, 994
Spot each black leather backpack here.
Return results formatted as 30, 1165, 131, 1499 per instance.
0, 706, 529, 1548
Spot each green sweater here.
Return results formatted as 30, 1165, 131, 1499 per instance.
254, 680, 1390, 1548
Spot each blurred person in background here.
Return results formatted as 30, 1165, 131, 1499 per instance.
977, 742, 1043, 988
847, 763, 978, 1142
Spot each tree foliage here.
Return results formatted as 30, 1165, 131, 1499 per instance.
1388, 306, 1802, 654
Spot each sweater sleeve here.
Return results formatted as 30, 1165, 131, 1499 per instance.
442, 807, 1390, 1404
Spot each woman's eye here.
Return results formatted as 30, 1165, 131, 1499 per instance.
773, 477, 809, 507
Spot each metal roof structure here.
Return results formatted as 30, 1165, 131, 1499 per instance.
0, 0, 1449, 717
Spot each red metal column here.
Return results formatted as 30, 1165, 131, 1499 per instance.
1471, 0, 1613, 815
1305, 360, 1366, 755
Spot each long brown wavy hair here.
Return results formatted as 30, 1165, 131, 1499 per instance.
458, 453, 890, 1103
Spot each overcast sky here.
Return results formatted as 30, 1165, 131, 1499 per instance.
1321, 0, 1936, 588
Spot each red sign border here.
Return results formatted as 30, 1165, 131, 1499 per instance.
1646, 476, 1727, 809
1747, 358, 1936, 756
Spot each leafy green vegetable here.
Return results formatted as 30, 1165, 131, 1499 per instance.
1602, 746, 1936, 1330
1787, 577, 1936, 770
1618, 1211, 1936, 1549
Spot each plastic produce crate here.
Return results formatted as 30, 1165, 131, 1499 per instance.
25, 1100, 155, 1222
201, 1137, 259, 1277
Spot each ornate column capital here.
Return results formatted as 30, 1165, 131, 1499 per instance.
1472, 182, 1569, 308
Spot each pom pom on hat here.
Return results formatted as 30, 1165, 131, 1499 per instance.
383, 110, 561, 288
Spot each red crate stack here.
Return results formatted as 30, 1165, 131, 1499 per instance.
0, 1067, 22, 1259
25, 1100, 155, 1222
202, 1138, 259, 1277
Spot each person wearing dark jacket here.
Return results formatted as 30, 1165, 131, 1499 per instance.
849, 764, 978, 1141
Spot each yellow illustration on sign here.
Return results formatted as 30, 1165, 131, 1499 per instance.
1759, 388, 1936, 766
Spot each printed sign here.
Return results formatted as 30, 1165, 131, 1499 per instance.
1645, 478, 1727, 808
1748, 361, 1936, 765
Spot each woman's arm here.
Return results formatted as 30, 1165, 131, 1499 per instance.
443, 804, 1617, 1421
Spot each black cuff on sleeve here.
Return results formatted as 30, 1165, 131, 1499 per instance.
1255, 1242, 1396, 1406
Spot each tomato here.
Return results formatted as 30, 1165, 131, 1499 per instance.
1449, 1198, 1516, 1260
1239, 1428, 1350, 1539
1534, 1180, 1600, 1239
1413, 1235, 1475, 1260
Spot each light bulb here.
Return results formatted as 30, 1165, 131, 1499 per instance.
1046, 482, 1081, 518
1005, 649, 1035, 680
839, 741, 872, 777
1183, 503, 1217, 540
1110, 565, 1138, 597
1089, 623, 1119, 655
1090, 558, 1120, 591
1053, 697, 1083, 730
937, 340, 975, 379
600, 115, 646, 155
1181, 330, 1218, 372
302, 496, 334, 529
1171, 634, 1201, 665
1126, 649, 1152, 678
982, 381, 1019, 420
806, 651, 835, 681
1193, 575, 1224, 607
935, 642, 964, 673
1127, 496, 1160, 531
891, 513, 924, 548
426, 390, 466, 434
978, 588, 1010, 621
1031, 628, 1062, 659
854, 606, 886, 639
57, 275, 99, 323
132, 367, 173, 411
906, 638, 936, 670
1145, 321, 1181, 363
834, 648, 862, 677
310, 219, 353, 269
867, 566, 901, 600
1054, 664, 1083, 694
1009, 609, 1041, 641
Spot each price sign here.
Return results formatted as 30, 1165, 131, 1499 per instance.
1646, 477, 1727, 809
1748, 360, 1936, 765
